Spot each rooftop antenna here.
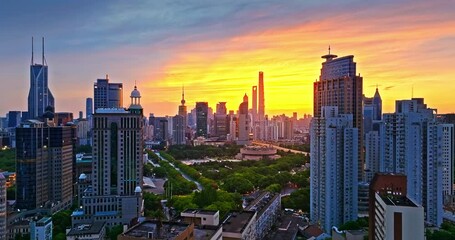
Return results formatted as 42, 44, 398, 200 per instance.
106, 74, 109, 80
42, 37, 47, 66
31, 37, 34, 65
328, 45, 331, 55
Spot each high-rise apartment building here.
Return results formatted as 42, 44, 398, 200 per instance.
27, 38, 55, 119
72, 86, 143, 227
310, 106, 358, 232
16, 120, 75, 210
196, 102, 208, 137
313, 51, 363, 179
383, 98, 453, 226
93, 76, 123, 111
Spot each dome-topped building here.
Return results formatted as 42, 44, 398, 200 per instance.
128, 84, 143, 115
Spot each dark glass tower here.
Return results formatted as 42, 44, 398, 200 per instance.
196, 102, 208, 137
27, 38, 54, 119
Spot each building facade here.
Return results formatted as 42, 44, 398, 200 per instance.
313, 52, 363, 180
72, 86, 144, 227
310, 106, 358, 233
27, 38, 54, 119
196, 102, 208, 138
93, 76, 123, 111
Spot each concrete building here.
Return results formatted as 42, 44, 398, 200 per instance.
245, 192, 281, 240
30, 217, 52, 240
93, 76, 123, 111
66, 222, 106, 240
313, 50, 363, 180
222, 211, 257, 240
236, 145, 280, 161
373, 193, 424, 240
72, 86, 144, 227
310, 106, 358, 233
383, 98, 453, 226
27, 37, 55, 119
181, 209, 220, 226
118, 220, 195, 240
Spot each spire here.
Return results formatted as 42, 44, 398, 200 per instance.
181, 85, 186, 105
321, 45, 337, 61
31, 37, 34, 65
42, 37, 45, 65
243, 93, 248, 102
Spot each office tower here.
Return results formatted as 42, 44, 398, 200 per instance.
0, 173, 5, 240
237, 94, 250, 145
314, 50, 363, 179
16, 120, 75, 210
86, 98, 93, 118
93, 76, 123, 111
152, 117, 169, 142
196, 102, 208, 137
172, 115, 185, 145
28, 37, 55, 119
252, 86, 257, 123
214, 102, 228, 139
310, 106, 358, 232
54, 112, 73, 126
369, 174, 424, 240
258, 72, 265, 120
178, 87, 187, 128
373, 87, 382, 120
7, 111, 21, 128
73, 85, 143, 226
383, 98, 453, 226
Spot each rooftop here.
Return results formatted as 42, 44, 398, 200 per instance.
95, 108, 129, 114
222, 211, 256, 233
245, 192, 280, 217
66, 222, 106, 236
381, 195, 417, 207
193, 225, 221, 240
121, 220, 191, 239
182, 209, 219, 215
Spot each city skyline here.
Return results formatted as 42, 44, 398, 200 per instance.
1, 1, 455, 117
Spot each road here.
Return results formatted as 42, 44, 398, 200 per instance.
252, 141, 309, 156
155, 152, 203, 191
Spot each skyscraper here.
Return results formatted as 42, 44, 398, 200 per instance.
237, 94, 250, 145
258, 72, 265, 121
16, 120, 75, 210
313, 50, 363, 179
86, 98, 93, 118
27, 37, 55, 119
0, 173, 6, 240
383, 98, 453, 226
72, 85, 143, 226
93, 76, 123, 111
214, 102, 228, 138
310, 106, 358, 232
178, 87, 187, 128
252, 86, 257, 123
196, 102, 208, 137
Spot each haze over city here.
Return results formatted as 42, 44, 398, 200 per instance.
1, 0, 454, 116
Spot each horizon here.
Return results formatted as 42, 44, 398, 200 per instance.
1, 0, 455, 117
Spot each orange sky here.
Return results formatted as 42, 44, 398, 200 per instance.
1, 1, 454, 117
138, 1, 455, 117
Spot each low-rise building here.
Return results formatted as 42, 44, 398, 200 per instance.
30, 217, 52, 240
181, 209, 220, 226
118, 220, 194, 240
222, 211, 256, 240
245, 192, 281, 239
235, 145, 280, 160
66, 222, 106, 240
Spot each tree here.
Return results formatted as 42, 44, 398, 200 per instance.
107, 225, 123, 240
194, 187, 217, 208
265, 184, 282, 193
221, 175, 254, 194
